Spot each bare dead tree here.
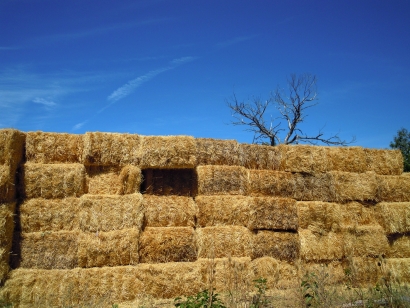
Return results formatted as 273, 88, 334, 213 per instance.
227, 73, 354, 146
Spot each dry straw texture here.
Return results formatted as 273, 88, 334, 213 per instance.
249, 170, 295, 197
196, 138, 243, 166
0, 165, 15, 202
196, 195, 251, 227
386, 235, 410, 258
330, 171, 377, 202
19, 231, 79, 269
22, 163, 86, 199
79, 194, 144, 232
20, 198, 80, 232
301, 261, 347, 286
0, 248, 10, 284
140, 136, 196, 169
293, 172, 334, 201
249, 197, 298, 231
0, 129, 25, 167
25, 132, 83, 163
340, 202, 378, 229
251, 257, 299, 289
377, 174, 410, 202
142, 169, 196, 196
325, 146, 367, 173
143, 195, 197, 227
375, 202, 410, 234
197, 226, 252, 258
86, 165, 141, 195
364, 148, 403, 175
347, 257, 382, 286
299, 229, 344, 261
83, 132, 141, 166
241, 143, 281, 170
139, 227, 197, 263
0, 203, 15, 248
385, 258, 410, 283
279, 145, 330, 173
343, 225, 389, 258
78, 228, 139, 267
197, 165, 249, 195
297, 201, 342, 234
252, 231, 299, 262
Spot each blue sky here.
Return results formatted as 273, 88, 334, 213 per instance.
1, 0, 409, 148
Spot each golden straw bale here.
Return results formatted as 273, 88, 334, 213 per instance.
86, 165, 141, 195
385, 258, 410, 283
0, 203, 15, 248
251, 257, 299, 289
325, 146, 367, 173
196, 195, 251, 227
340, 202, 378, 229
22, 163, 86, 199
299, 229, 344, 261
374, 202, 410, 234
301, 261, 346, 285
143, 195, 197, 227
0, 248, 10, 284
241, 143, 281, 170
0, 165, 16, 202
140, 135, 196, 169
293, 172, 334, 201
346, 257, 382, 286
297, 201, 342, 234
142, 168, 196, 196
252, 231, 299, 262
78, 228, 139, 267
365, 148, 403, 175
343, 225, 388, 258
248, 197, 298, 231
279, 144, 330, 173
79, 194, 144, 232
196, 226, 252, 258
249, 170, 296, 197
20, 231, 79, 269
83, 132, 141, 166
139, 227, 197, 263
26, 131, 83, 163
330, 171, 377, 202
377, 174, 410, 202
20, 198, 80, 232
387, 235, 410, 258
197, 165, 249, 195
0, 129, 25, 167
196, 138, 243, 166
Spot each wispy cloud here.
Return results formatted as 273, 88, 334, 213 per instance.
33, 97, 57, 107
216, 35, 257, 48
72, 121, 88, 131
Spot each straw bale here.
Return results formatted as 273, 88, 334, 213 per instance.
385, 258, 410, 283
142, 169, 196, 196
346, 257, 382, 286
330, 171, 377, 202
248, 197, 297, 231
140, 135, 196, 169
20, 198, 80, 232
326, 146, 367, 173
251, 257, 299, 289
294, 172, 335, 201
252, 231, 299, 262
139, 227, 197, 263
86, 165, 141, 195
365, 148, 403, 175
299, 229, 344, 261
19, 231, 79, 269
197, 226, 252, 258
0, 165, 15, 202
340, 202, 378, 229
22, 163, 86, 199
0, 203, 15, 248
143, 195, 197, 227
343, 225, 388, 258
0, 129, 25, 168
279, 144, 330, 173
26, 131, 83, 163
301, 261, 346, 285
386, 235, 410, 258
297, 201, 342, 234
374, 202, 410, 234
196, 138, 243, 166
249, 170, 296, 197
196, 195, 250, 227
78, 228, 139, 267
79, 194, 144, 232
377, 174, 410, 202
197, 165, 249, 195
0, 248, 10, 284
83, 132, 141, 166
241, 143, 281, 170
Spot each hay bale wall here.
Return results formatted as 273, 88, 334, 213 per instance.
1, 128, 410, 306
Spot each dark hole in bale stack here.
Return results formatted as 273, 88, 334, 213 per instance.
141, 169, 197, 196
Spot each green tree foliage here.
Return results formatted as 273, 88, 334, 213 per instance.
390, 128, 410, 172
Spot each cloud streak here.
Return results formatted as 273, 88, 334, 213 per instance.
33, 97, 57, 107
216, 35, 256, 48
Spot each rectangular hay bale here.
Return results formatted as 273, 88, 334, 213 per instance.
141, 168, 196, 196
365, 148, 403, 175
83, 132, 141, 166
279, 144, 330, 173
0, 203, 15, 248
330, 171, 378, 202
251, 257, 299, 289
301, 261, 347, 286
340, 202, 378, 229
251, 231, 299, 262
0, 129, 25, 168
249, 170, 296, 197
326, 146, 367, 173
387, 235, 410, 258
140, 135, 196, 169
0, 165, 16, 202
343, 225, 389, 258
346, 257, 383, 286
377, 174, 410, 202
299, 229, 344, 261
196, 138, 243, 166
138, 227, 197, 263
385, 258, 410, 284
241, 143, 281, 170
143, 195, 197, 227
196, 195, 251, 227
79, 194, 144, 232
374, 202, 410, 234
78, 228, 139, 267
197, 165, 249, 195
22, 163, 86, 199
297, 201, 342, 233
26, 131, 83, 163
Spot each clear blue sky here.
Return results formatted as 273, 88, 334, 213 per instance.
1, 0, 409, 148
